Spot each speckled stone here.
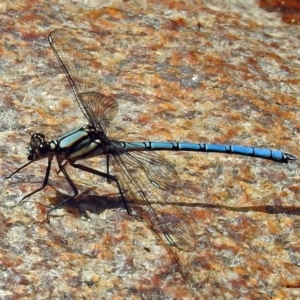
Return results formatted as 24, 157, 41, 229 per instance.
259, 0, 300, 25
0, 0, 300, 299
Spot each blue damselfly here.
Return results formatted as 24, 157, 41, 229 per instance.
5, 29, 296, 251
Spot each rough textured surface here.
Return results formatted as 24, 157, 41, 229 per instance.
0, 0, 300, 299
259, 0, 300, 24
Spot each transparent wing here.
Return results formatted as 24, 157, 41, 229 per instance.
48, 29, 118, 132
109, 140, 195, 252
79, 92, 118, 133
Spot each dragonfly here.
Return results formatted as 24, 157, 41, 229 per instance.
5, 29, 296, 252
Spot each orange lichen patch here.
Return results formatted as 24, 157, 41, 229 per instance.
204, 53, 227, 66
224, 33, 240, 42
34, 226, 50, 238
87, 10, 103, 20
259, 0, 300, 25
257, 50, 283, 62
165, 18, 187, 31
88, 7, 126, 21
233, 216, 259, 236
203, 67, 227, 81
90, 273, 100, 283
281, 77, 300, 85
167, 1, 190, 11
169, 51, 183, 67
59, 252, 83, 262
264, 219, 281, 235
0, 255, 24, 269
105, 7, 126, 19
289, 185, 300, 193
33, 203, 54, 221
173, 285, 197, 299
274, 94, 299, 107
203, 88, 224, 101
148, 42, 165, 52
191, 252, 215, 270
245, 56, 261, 69
155, 102, 177, 114
20, 15, 37, 28
214, 237, 241, 253
137, 113, 151, 125
184, 51, 201, 65
180, 119, 194, 130
56, 98, 72, 111
259, 169, 289, 182
93, 18, 116, 31
280, 217, 296, 229
7, 269, 31, 286
235, 266, 252, 277
149, 73, 166, 87
281, 274, 300, 288
18, 30, 45, 43
189, 209, 213, 222
91, 241, 114, 261
166, 80, 182, 91
238, 165, 255, 181
222, 127, 244, 140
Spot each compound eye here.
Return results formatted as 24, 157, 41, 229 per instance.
27, 146, 35, 161
38, 143, 50, 157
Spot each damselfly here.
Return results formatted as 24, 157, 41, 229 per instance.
5, 29, 296, 251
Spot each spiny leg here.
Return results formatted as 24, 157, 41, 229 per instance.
55, 160, 68, 175
4, 160, 34, 180
70, 161, 132, 215
46, 162, 79, 219
19, 156, 53, 206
